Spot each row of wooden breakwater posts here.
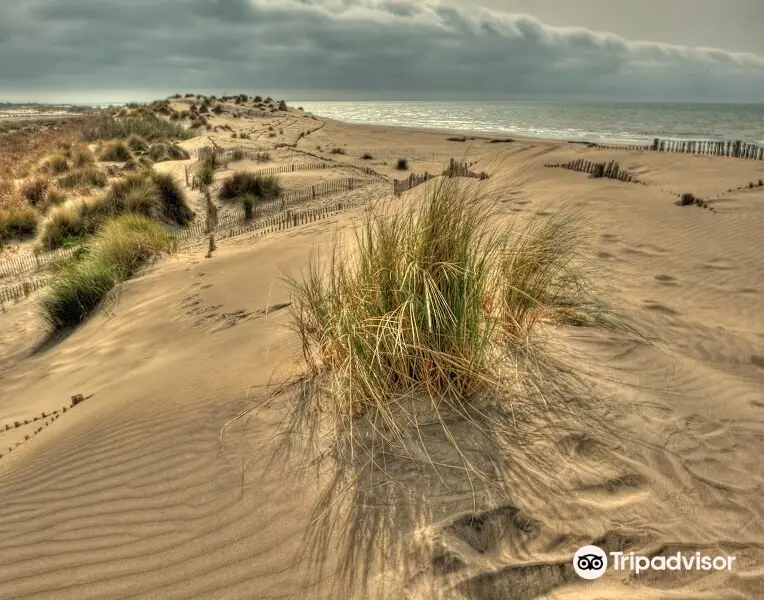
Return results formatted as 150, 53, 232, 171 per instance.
393, 159, 490, 196
649, 138, 764, 159
545, 159, 639, 183
592, 138, 764, 160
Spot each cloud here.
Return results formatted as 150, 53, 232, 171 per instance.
2, 0, 763, 101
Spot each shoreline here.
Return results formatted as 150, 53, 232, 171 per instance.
295, 101, 764, 147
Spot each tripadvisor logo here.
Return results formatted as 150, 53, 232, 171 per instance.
573, 545, 737, 579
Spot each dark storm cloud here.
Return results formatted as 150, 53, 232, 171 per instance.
2, 0, 763, 100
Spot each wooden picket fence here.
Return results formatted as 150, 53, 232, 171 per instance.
0, 195, 370, 306
0, 246, 79, 280
170, 177, 370, 239
393, 159, 490, 196
0, 277, 50, 305
394, 172, 436, 196
443, 158, 489, 180
545, 158, 640, 183
191, 201, 363, 248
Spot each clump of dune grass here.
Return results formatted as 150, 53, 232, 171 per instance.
57, 166, 109, 190
396, 157, 409, 170
218, 171, 281, 201
39, 214, 176, 330
0, 201, 38, 241
71, 146, 95, 168
150, 172, 194, 225
284, 175, 609, 452
42, 187, 67, 211
21, 177, 49, 206
330, 147, 346, 155
40, 154, 69, 175
360, 152, 374, 160
127, 134, 149, 153
100, 172, 159, 219
81, 113, 191, 142
99, 141, 132, 162
37, 203, 89, 250
148, 140, 189, 163
242, 194, 257, 220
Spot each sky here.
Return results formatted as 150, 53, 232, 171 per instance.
1, 0, 763, 103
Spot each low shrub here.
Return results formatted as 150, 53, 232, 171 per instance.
396, 157, 409, 170
81, 113, 191, 142
71, 146, 95, 168
21, 177, 49, 206
127, 134, 149, 153
361, 153, 374, 160
0, 202, 38, 241
41, 187, 68, 212
39, 215, 176, 330
219, 171, 281, 201
242, 194, 256, 220
150, 172, 194, 225
148, 140, 190, 162
284, 176, 602, 455
37, 203, 88, 250
101, 172, 159, 219
57, 166, 109, 190
40, 154, 69, 175
330, 148, 346, 155
100, 141, 132, 162
197, 163, 215, 186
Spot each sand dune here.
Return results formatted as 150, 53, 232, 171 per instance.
1, 110, 763, 599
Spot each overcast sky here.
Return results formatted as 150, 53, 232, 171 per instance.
1, 0, 763, 103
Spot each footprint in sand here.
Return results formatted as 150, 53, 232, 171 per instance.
642, 300, 681, 315
654, 274, 680, 286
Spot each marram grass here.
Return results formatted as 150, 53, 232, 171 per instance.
40, 214, 176, 330
285, 174, 606, 447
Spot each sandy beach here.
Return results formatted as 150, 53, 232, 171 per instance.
1, 103, 763, 600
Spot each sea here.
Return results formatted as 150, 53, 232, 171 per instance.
294, 101, 764, 146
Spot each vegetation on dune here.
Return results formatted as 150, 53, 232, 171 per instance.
38, 170, 192, 250
37, 202, 90, 250
0, 200, 38, 242
361, 152, 374, 160
21, 177, 49, 206
242, 193, 257, 220
218, 171, 281, 201
150, 172, 194, 225
285, 176, 606, 450
39, 214, 176, 330
396, 157, 409, 170
70, 145, 95, 168
81, 113, 191, 142
148, 140, 190, 163
57, 166, 109, 190
127, 134, 150, 153
99, 140, 132, 162
330, 147, 346, 155
40, 153, 70, 175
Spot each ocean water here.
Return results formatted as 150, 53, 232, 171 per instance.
295, 101, 764, 145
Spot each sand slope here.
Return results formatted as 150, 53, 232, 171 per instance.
1, 115, 763, 599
